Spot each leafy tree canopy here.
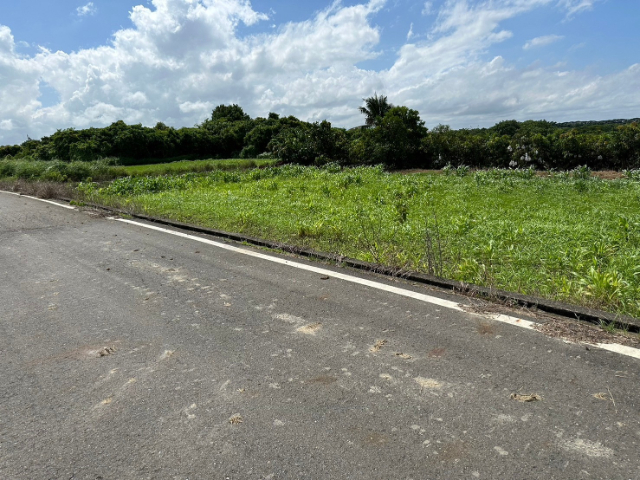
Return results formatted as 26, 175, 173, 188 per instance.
210, 104, 250, 122
492, 120, 520, 137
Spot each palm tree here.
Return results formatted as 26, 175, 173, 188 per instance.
359, 93, 393, 127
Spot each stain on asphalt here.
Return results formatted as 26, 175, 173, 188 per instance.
297, 322, 322, 335
428, 347, 446, 358
307, 375, 337, 385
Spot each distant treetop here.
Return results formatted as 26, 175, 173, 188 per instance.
359, 93, 393, 127
211, 104, 250, 122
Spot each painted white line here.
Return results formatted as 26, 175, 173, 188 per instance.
115, 217, 640, 361
114, 217, 464, 311
595, 343, 640, 361
487, 313, 537, 330
1, 191, 76, 210
5, 191, 639, 362
114, 217, 640, 362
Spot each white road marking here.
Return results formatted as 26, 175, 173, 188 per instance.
2, 191, 76, 209
595, 343, 640, 361
115, 218, 640, 361
485, 313, 537, 330
115, 217, 465, 310
4, 191, 639, 362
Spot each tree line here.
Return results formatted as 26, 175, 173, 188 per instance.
1, 98, 639, 170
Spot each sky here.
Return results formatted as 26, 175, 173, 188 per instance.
0, 0, 639, 145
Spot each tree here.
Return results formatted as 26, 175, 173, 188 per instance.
492, 120, 520, 137
199, 104, 254, 157
351, 106, 427, 168
359, 93, 393, 127
210, 104, 250, 122
268, 120, 349, 165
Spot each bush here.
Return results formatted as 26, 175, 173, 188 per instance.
0, 160, 17, 178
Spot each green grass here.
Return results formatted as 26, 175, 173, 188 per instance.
78, 164, 640, 318
112, 158, 276, 177
0, 157, 277, 182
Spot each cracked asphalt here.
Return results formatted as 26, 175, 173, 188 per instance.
1, 192, 640, 479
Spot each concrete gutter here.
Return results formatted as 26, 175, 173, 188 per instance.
62, 197, 640, 333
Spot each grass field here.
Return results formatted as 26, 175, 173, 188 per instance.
78, 164, 640, 318
112, 158, 276, 177
0, 157, 277, 182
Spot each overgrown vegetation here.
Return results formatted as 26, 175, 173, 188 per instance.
1, 101, 639, 172
77, 164, 640, 318
0, 157, 276, 182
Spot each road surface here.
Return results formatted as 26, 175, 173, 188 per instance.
1, 191, 639, 479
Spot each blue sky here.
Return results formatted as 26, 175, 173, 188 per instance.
0, 0, 639, 144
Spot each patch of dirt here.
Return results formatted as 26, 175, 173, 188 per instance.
80, 207, 112, 218
465, 300, 639, 346
462, 300, 561, 322
26, 342, 123, 366
559, 438, 613, 458
477, 322, 496, 335
307, 375, 337, 385
463, 302, 520, 316
396, 169, 443, 176
440, 440, 471, 462
510, 393, 542, 402
363, 432, 389, 446
0, 179, 74, 199
369, 339, 387, 353
96, 346, 116, 357
228, 414, 243, 425
274, 313, 306, 324
159, 349, 175, 360
297, 322, 322, 335
592, 171, 625, 180
394, 352, 412, 359
415, 377, 442, 390
427, 347, 446, 358
535, 318, 640, 347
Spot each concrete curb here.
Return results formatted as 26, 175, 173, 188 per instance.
60, 197, 640, 334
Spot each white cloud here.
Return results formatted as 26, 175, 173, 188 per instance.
422, 1, 434, 15
407, 23, 415, 41
523, 34, 563, 50
558, 0, 600, 18
0, 0, 638, 146
568, 41, 586, 52
76, 2, 97, 17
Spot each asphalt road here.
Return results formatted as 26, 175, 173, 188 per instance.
1, 191, 640, 480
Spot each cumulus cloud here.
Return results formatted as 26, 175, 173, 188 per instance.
0, 0, 638, 146
0, 26, 43, 141
76, 2, 97, 17
0, 0, 386, 143
523, 34, 563, 50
